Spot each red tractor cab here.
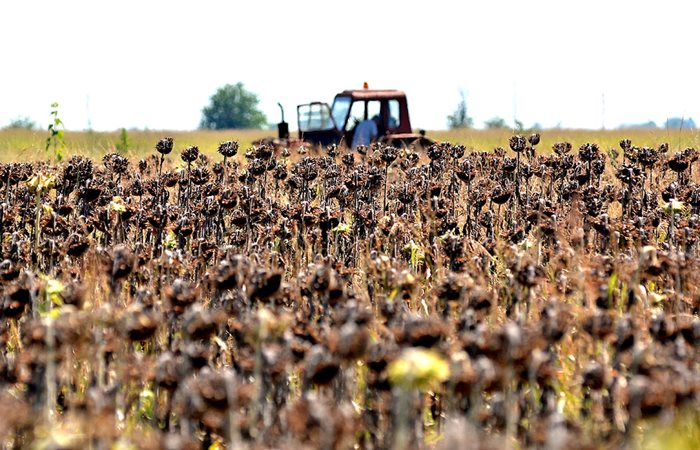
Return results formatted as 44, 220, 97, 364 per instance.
296, 88, 432, 148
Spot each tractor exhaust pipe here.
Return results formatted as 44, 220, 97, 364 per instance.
277, 102, 289, 139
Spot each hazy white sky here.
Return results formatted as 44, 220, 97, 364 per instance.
2, 0, 699, 131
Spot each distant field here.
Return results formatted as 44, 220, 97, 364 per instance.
435, 127, 700, 153
0, 128, 269, 162
1, 127, 698, 162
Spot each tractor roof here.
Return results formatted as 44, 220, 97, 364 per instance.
337, 89, 407, 100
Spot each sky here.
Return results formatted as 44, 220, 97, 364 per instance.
2, 0, 700, 132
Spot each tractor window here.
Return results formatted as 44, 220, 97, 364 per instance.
388, 100, 400, 129
345, 100, 382, 131
331, 96, 351, 131
346, 102, 365, 131
367, 101, 381, 122
298, 103, 334, 131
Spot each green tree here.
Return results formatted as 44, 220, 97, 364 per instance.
6, 116, 36, 130
200, 82, 267, 129
446, 90, 473, 129
484, 117, 508, 129
665, 117, 696, 130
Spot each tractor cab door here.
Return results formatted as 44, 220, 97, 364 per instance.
341, 98, 407, 145
297, 102, 342, 147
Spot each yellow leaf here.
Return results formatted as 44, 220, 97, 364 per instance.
388, 348, 450, 391
110, 196, 127, 214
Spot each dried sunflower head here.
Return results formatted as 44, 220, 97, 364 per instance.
218, 140, 239, 158
509, 135, 526, 153
181, 146, 200, 163
156, 137, 174, 155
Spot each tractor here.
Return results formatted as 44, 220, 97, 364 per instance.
275, 84, 433, 149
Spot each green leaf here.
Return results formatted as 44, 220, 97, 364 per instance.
607, 272, 618, 305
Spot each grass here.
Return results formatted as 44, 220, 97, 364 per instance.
2, 127, 699, 162
431, 127, 700, 152
0, 128, 270, 162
